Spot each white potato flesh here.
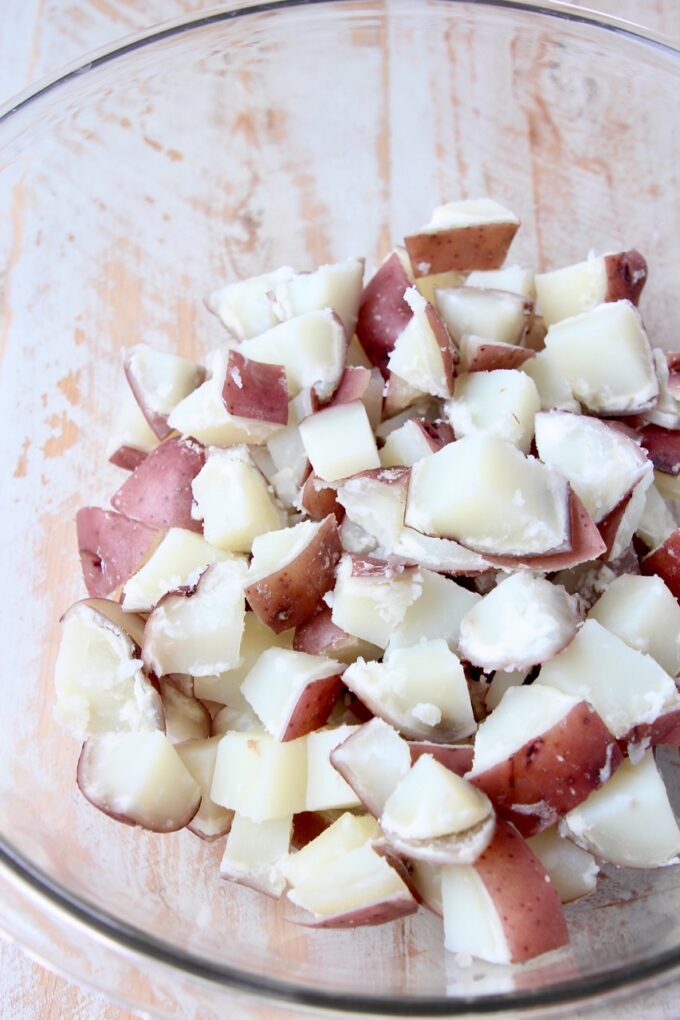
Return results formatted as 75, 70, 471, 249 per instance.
211, 732, 307, 821
604, 475, 653, 564
544, 301, 658, 414
106, 388, 158, 463
636, 483, 677, 551
247, 517, 326, 583
445, 370, 540, 453
521, 349, 579, 413
383, 374, 429, 418
537, 619, 678, 739
347, 335, 372, 368
299, 401, 380, 482
78, 731, 201, 832
241, 648, 342, 740
534, 412, 651, 523
167, 349, 284, 446
390, 527, 492, 575
527, 827, 599, 903
485, 670, 527, 712
219, 813, 293, 897
238, 309, 346, 401
191, 446, 284, 553
211, 703, 265, 736
382, 755, 492, 840
441, 866, 510, 964
335, 470, 408, 549
306, 726, 362, 811
288, 843, 413, 918
423, 198, 519, 231
125, 344, 204, 426
342, 639, 476, 742
193, 615, 293, 704
435, 287, 530, 345
176, 736, 234, 839
535, 256, 608, 327
121, 529, 225, 616
416, 270, 466, 304
266, 421, 309, 508
458, 572, 580, 671
142, 559, 247, 677
379, 419, 437, 468
281, 812, 380, 889
469, 685, 582, 775
405, 436, 570, 556
330, 554, 423, 649
55, 603, 162, 738
206, 266, 293, 339
654, 469, 680, 503
271, 257, 364, 337
387, 569, 481, 653
643, 349, 680, 429
466, 266, 535, 299
588, 574, 680, 676
560, 751, 680, 868
387, 288, 453, 399
159, 681, 210, 743
410, 860, 443, 916
330, 718, 412, 817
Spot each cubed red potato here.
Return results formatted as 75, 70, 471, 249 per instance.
284, 811, 380, 886
159, 678, 212, 743
219, 813, 293, 898
435, 287, 533, 346
467, 684, 622, 836
106, 389, 158, 469
387, 287, 456, 399
534, 250, 647, 327
122, 527, 230, 614
382, 373, 429, 418
77, 731, 201, 832
639, 425, 680, 475
124, 343, 205, 440
299, 400, 380, 482
459, 335, 535, 374
527, 826, 599, 903
330, 553, 423, 648
465, 265, 535, 299
636, 484, 677, 552
222, 349, 288, 426
356, 249, 414, 375
176, 735, 234, 840
521, 348, 579, 413
206, 265, 294, 339
387, 567, 481, 654
329, 718, 412, 817
328, 365, 383, 431
245, 515, 342, 633
445, 369, 540, 453
241, 648, 344, 741
408, 741, 474, 776
405, 198, 519, 276
75, 507, 158, 598
291, 810, 340, 850
293, 607, 381, 664
211, 731, 308, 821
299, 474, 345, 524
588, 573, 680, 676
441, 820, 569, 964
111, 436, 205, 532
270, 257, 365, 338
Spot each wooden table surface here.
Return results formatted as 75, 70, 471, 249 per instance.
1, 1, 679, 1017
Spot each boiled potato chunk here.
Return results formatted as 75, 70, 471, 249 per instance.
207, 265, 293, 339
387, 568, 481, 654
534, 250, 646, 327
435, 287, 531, 345
193, 613, 293, 704
281, 811, 379, 889
329, 718, 412, 817
211, 732, 308, 821
405, 198, 519, 276
306, 726, 362, 811
122, 528, 231, 613
271, 257, 364, 337
330, 553, 423, 649
382, 755, 492, 840
636, 483, 677, 551
219, 813, 293, 897
588, 574, 680, 676
106, 388, 158, 468
242, 648, 343, 741
176, 735, 234, 840
521, 348, 579, 412
465, 265, 535, 299
299, 400, 380, 482
445, 370, 540, 452
386, 287, 455, 399
527, 826, 599, 903
124, 343, 204, 439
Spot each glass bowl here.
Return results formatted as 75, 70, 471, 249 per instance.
1, 2, 680, 1016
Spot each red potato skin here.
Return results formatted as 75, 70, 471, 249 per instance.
223, 349, 288, 426
109, 444, 149, 471
469, 701, 622, 837
604, 249, 648, 305
466, 342, 535, 373
281, 674, 345, 741
639, 426, 680, 475
408, 742, 474, 776
621, 702, 680, 753
291, 811, 335, 850
299, 474, 345, 524
474, 820, 569, 964
424, 303, 457, 395
404, 221, 519, 277
596, 490, 634, 559
245, 514, 342, 633
111, 436, 205, 532
293, 607, 371, 665
356, 252, 413, 376
418, 419, 455, 449
641, 529, 680, 601
288, 892, 418, 929
328, 366, 372, 406
76, 507, 158, 598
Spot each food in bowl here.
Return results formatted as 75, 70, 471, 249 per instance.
54, 197, 680, 966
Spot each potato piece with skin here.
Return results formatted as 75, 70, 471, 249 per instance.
220, 814, 293, 898
410, 860, 443, 917
356, 249, 414, 375
282, 811, 380, 889
387, 568, 481, 654
330, 554, 423, 649
124, 344, 205, 440
560, 751, 680, 868
405, 436, 570, 557
75, 508, 158, 598
329, 718, 412, 817
383, 373, 429, 418
458, 572, 580, 672
107, 388, 159, 470
459, 334, 535, 374
211, 731, 307, 821
534, 250, 647, 327
386, 287, 456, 399
639, 425, 680, 475
379, 417, 452, 468
242, 648, 344, 741
467, 684, 622, 837
521, 348, 579, 413
299, 400, 380, 482
293, 607, 381, 664
636, 483, 677, 552
191, 445, 285, 553
527, 826, 599, 903
441, 820, 569, 965
435, 287, 532, 345
206, 266, 294, 339
415, 269, 466, 304
596, 476, 652, 563
111, 437, 205, 533
465, 265, 536, 299
193, 614, 293, 704
642, 349, 680, 429
55, 600, 163, 739
159, 679, 211, 743
328, 365, 383, 432
176, 736, 234, 840
77, 731, 201, 833
445, 370, 540, 453
534, 411, 652, 524
537, 619, 680, 740
641, 528, 680, 601
306, 726, 362, 811
222, 349, 288, 426
588, 574, 680, 676
238, 309, 347, 402
342, 639, 476, 743
299, 474, 344, 524
142, 559, 247, 677
271, 257, 364, 338
544, 301, 659, 415
408, 741, 474, 776
245, 516, 342, 633
405, 198, 519, 276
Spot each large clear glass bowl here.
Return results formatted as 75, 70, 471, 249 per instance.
1, 2, 680, 1016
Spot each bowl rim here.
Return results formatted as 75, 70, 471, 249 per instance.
2, 0, 680, 1014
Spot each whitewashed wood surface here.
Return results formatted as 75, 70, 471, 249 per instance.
0, 1, 679, 1018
